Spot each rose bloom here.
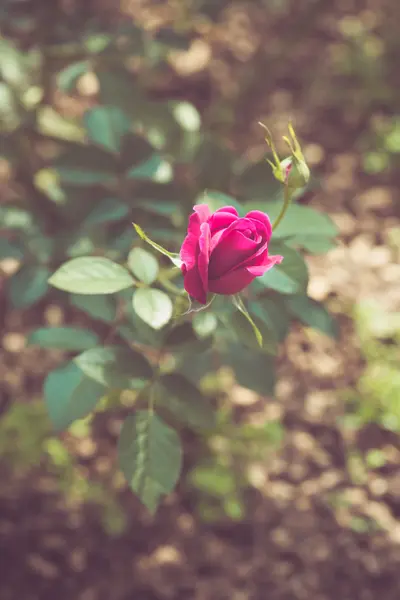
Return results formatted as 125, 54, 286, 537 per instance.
180, 204, 283, 304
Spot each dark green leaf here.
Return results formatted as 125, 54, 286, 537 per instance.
120, 133, 155, 171
249, 296, 290, 342
0, 238, 24, 259
289, 235, 337, 254
118, 411, 182, 513
132, 288, 173, 329
128, 247, 159, 285
156, 373, 215, 430
70, 293, 117, 323
49, 257, 134, 294
27, 327, 100, 351
44, 361, 105, 431
127, 154, 171, 182
75, 345, 153, 389
259, 242, 308, 294
83, 198, 129, 228
228, 308, 277, 355
226, 348, 275, 396
7, 265, 50, 308
285, 294, 339, 338
53, 144, 117, 186
83, 106, 131, 153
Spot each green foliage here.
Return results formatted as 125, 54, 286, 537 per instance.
0, 4, 340, 514
118, 411, 182, 514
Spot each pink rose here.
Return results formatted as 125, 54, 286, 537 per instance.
180, 204, 283, 304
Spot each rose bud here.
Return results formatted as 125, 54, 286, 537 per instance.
180, 204, 283, 305
280, 156, 310, 190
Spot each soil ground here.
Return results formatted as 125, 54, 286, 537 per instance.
1, 1, 399, 599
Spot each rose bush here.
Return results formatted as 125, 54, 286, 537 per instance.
180, 205, 283, 304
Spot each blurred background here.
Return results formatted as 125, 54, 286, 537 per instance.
0, 0, 399, 599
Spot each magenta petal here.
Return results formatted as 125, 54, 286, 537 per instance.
186, 204, 211, 238
183, 265, 207, 304
180, 232, 199, 269
245, 210, 272, 240
209, 230, 258, 278
198, 222, 210, 293
214, 206, 239, 216
209, 211, 238, 233
246, 254, 283, 276
208, 267, 255, 295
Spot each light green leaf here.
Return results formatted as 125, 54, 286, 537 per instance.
192, 312, 218, 338
49, 257, 134, 294
199, 190, 243, 215
133, 288, 173, 330
128, 247, 159, 285
44, 361, 105, 430
156, 373, 215, 430
83, 198, 129, 228
7, 265, 50, 308
133, 223, 182, 267
118, 411, 182, 514
70, 294, 117, 323
246, 200, 338, 240
74, 346, 153, 389
27, 327, 100, 351
83, 106, 131, 153
259, 242, 308, 294
57, 60, 89, 92
289, 235, 337, 254
285, 295, 338, 338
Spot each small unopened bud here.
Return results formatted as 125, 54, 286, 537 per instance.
280, 156, 310, 190
259, 122, 310, 190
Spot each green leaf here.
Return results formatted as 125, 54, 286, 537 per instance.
199, 190, 244, 215
0, 238, 24, 260
83, 106, 131, 153
227, 348, 275, 396
53, 144, 117, 186
228, 309, 277, 355
7, 265, 50, 308
83, 198, 129, 228
118, 411, 182, 514
259, 242, 308, 294
155, 373, 215, 430
27, 327, 100, 351
44, 361, 105, 430
128, 247, 159, 285
49, 257, 134, 294
232, 295, 263, 348
284, 295, 338, 338
127, 154, 172, 182
57, 60, 89, 92
192, 312, 218, 338
70, 293, 117, 323
249, 296, 290, 342
75, 346, 153, 389
133, 288, 173, 330
247, 200, 338, 240
133, 223, 182, 267
288, 235, 337, 254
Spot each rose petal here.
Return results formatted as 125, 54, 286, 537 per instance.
246, 253, 283, 276
180, 232, 199, 269
245, 210, 272, 240
183, 264, 207, 304
209, 230, 258, 278
214, 206, 239, 216
208, 266, 256, 295
209, 210, 238, 233
198, 222, 211, 293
